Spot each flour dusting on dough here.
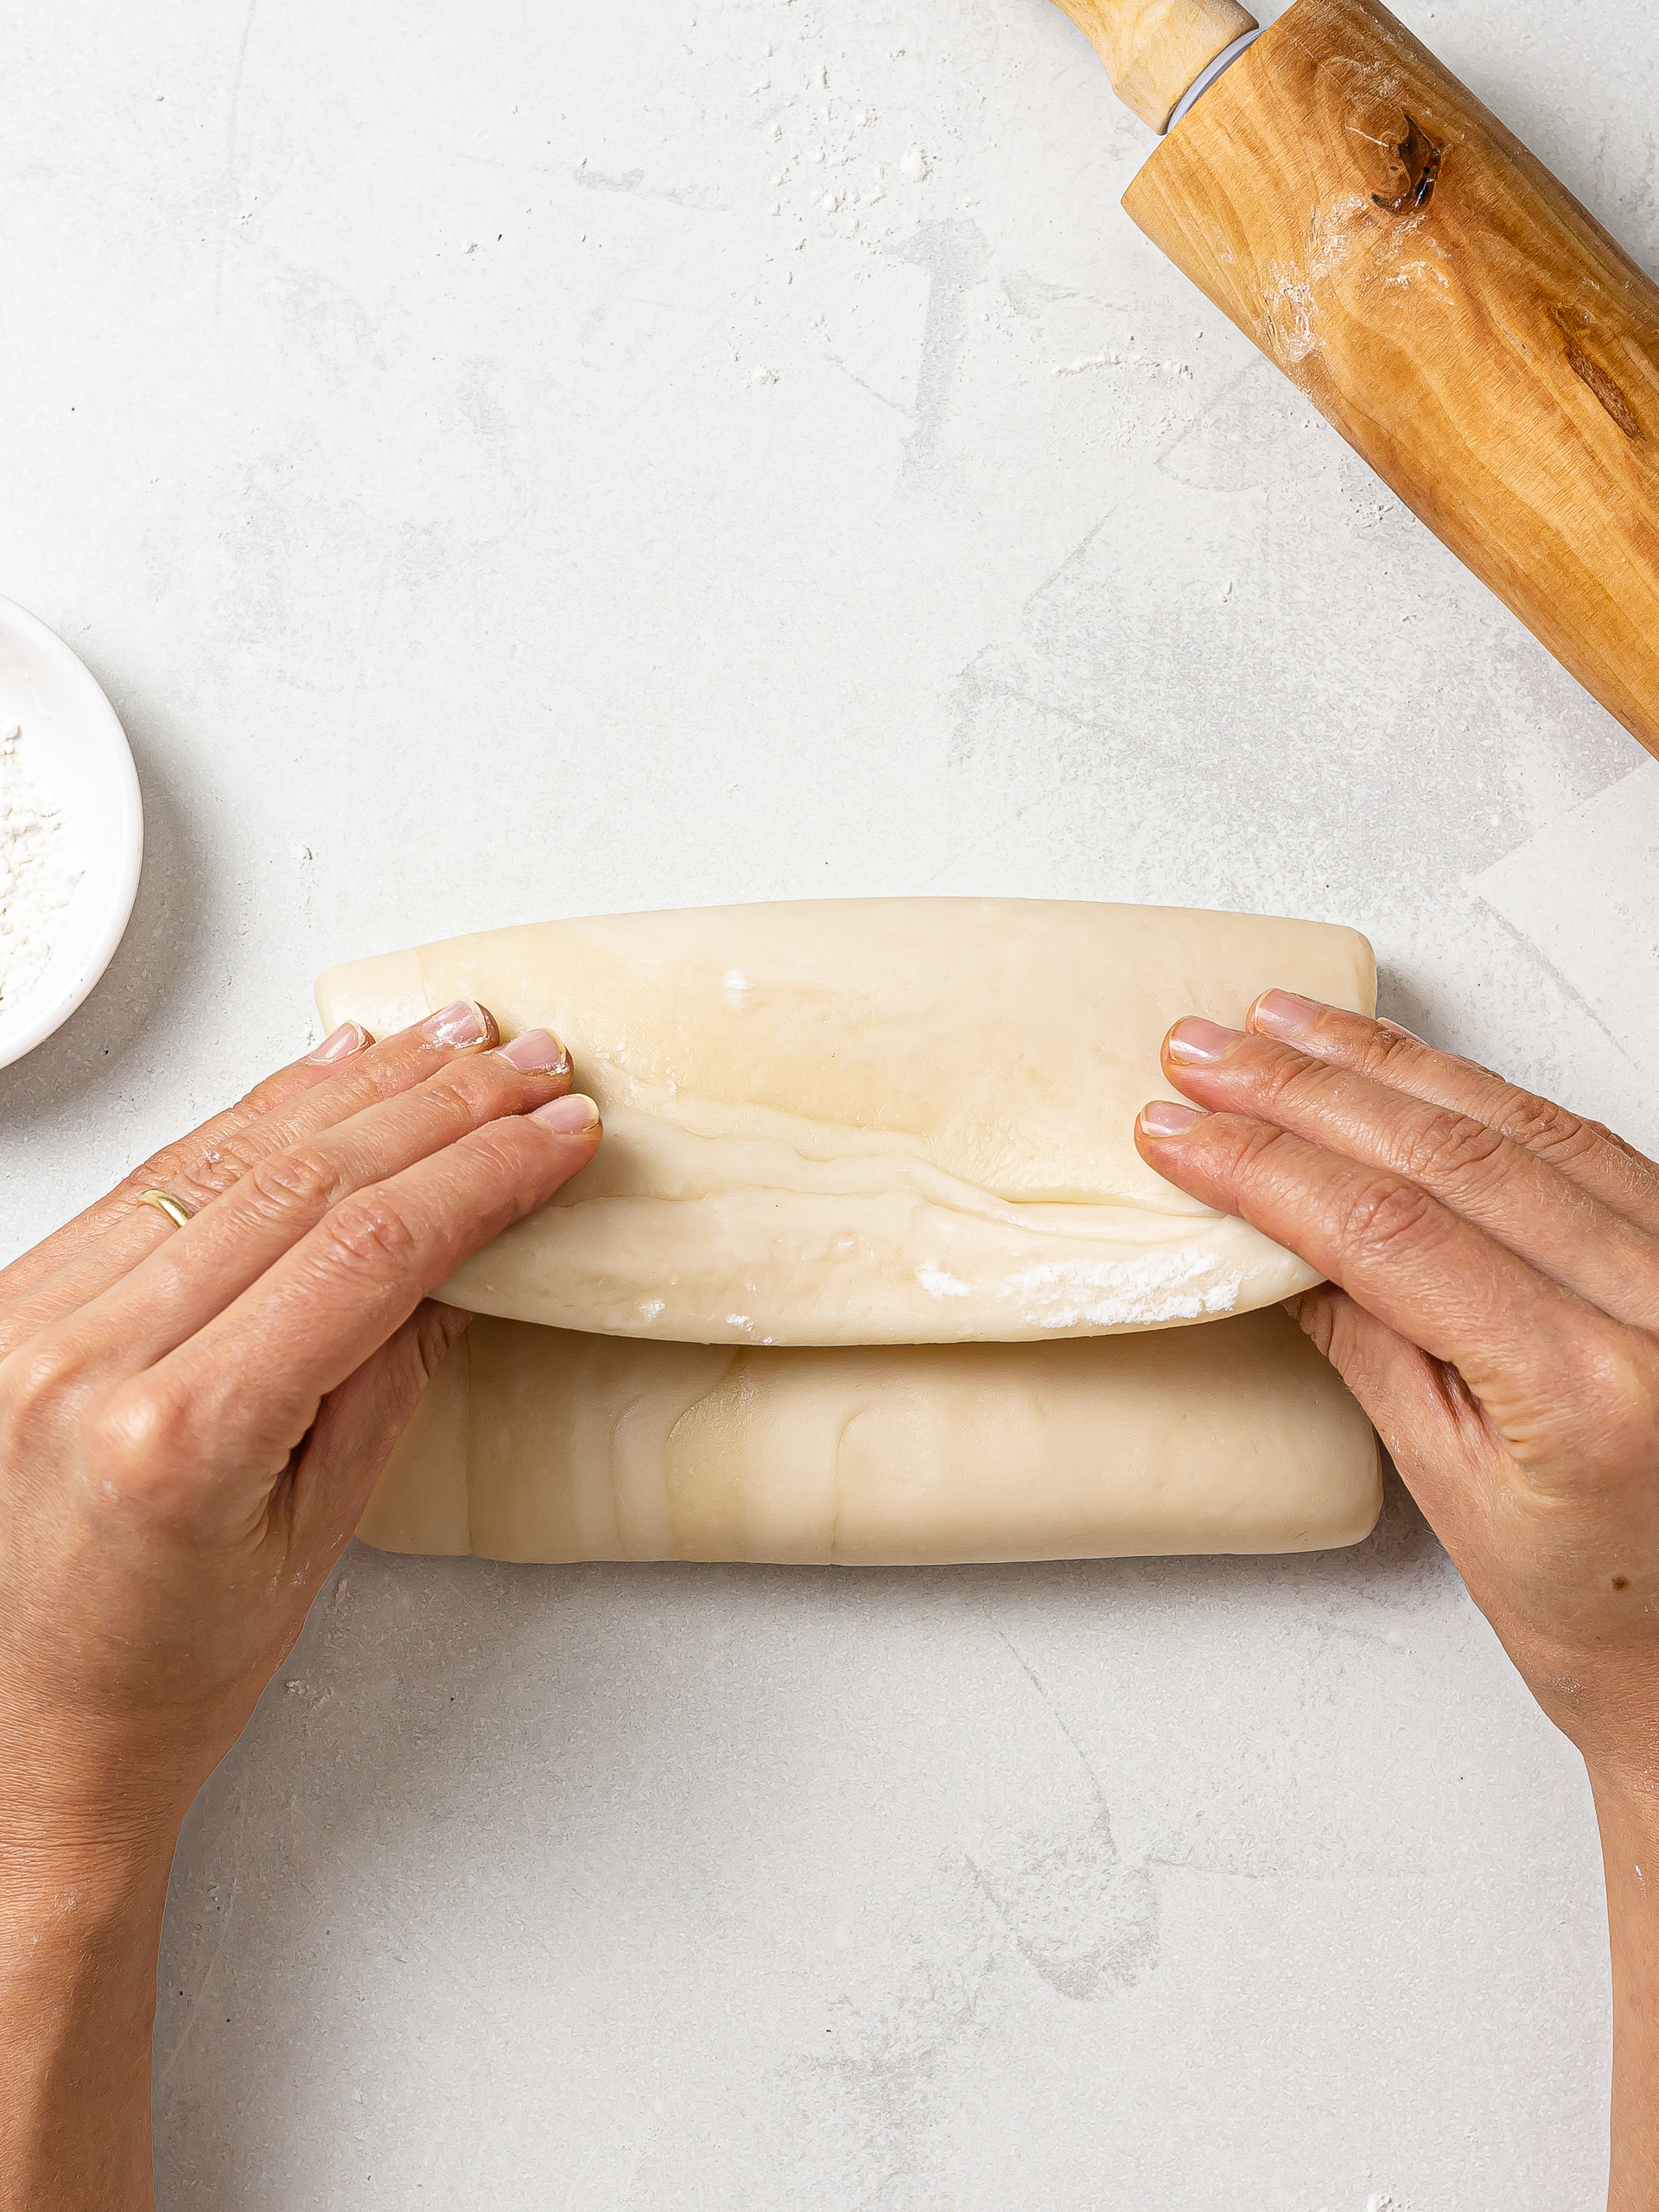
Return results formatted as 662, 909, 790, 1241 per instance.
1007, 1250, 1244, 1331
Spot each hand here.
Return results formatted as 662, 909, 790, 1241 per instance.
1136, 991, 1659, 2208
0, 1001, 601, 2210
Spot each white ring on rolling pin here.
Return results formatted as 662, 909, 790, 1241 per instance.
1164, 28, 1264, 134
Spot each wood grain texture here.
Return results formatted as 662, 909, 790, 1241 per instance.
1122, 0, 1659, 754
1051, 0, 1257, 132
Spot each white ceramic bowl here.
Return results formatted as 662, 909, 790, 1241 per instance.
0, 597, 143, 1072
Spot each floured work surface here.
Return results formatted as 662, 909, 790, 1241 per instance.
364, 1309, 1382, 1566
317, 899, 1375, 1344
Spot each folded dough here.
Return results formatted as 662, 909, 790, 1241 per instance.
363, 1310, 1381, 1565
317, 900, 1374, 1344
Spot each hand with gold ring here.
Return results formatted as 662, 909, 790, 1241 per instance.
0, 1004, 601, 2209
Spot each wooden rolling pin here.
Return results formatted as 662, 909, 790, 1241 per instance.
1052, 0, 1659, 755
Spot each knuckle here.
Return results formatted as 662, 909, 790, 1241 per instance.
1362, 1024, 1420, 1074
1259, 1052, 1376, 1139
1396, 1107, 1508, 1191
416, 1064, 512, 1126
231, 1067, 283, 1116
456, 1116, 550, 1189
1539, 1330, 1659, 1469
121, 1139, 194, 1203
319, 1192, 420, 1272
168, 1127, 269, 1211
1227, 1117, 1306, 1179
1573, 1330, 1659, 1422
466, 1109, 534, 1160
0, 1337, 89, 1443
92, 1385, 206, 1522
245, 1144, 350, 1220
1491, 1085, 1590, 1162
95, 1380, 187, 1470
1585, 1118, 1659, 1179
120, 1086, 285, 1208
1257, 1051, 1338, 1116
1334, 1172, 1441, 1262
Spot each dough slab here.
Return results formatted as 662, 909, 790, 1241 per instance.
363, 1310, 1382, 1565
317, 900, 1375, 1344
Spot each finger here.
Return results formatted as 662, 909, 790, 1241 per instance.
1161, 1020, 1659, 1332
1248, 992, 1659, 1232
0, 1001, 522, 1354
156, 1002, 510, 1212
1135, 1103, 1658, 1481
70, 1033, 575, 1375
0, 1019, 378, 1309
109, 1097, 601, 1487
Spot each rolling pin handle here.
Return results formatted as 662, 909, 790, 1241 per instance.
1164, 27, 1264, 132
1049, 0, 1261, 133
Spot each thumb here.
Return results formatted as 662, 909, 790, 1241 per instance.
1287, 1284, 1497, 1547
290, 1299, 473, 1558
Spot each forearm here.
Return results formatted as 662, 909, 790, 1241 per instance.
0, 1838, 174, 2212
1592, 1775, 1659, 2210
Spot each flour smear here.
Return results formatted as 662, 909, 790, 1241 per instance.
0, 721, 80, 1010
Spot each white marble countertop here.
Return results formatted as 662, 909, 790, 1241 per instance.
4, 1, 1656, 2203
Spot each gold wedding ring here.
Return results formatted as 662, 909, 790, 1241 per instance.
136, 1187, 194, 1231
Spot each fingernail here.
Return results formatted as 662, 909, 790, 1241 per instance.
1378, 1017, 1427, 1045
308, 1020, 369, 1065
421, 998, 494, 1048
1166, 1017, 1243, 1065
531, 1092, 601, 1135
1249, 989, 1326, 1038
495, 1027, 571, 1075
1139, 1101, 1205, 1138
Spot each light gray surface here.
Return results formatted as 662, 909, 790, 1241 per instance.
3, 0, 1656, 2202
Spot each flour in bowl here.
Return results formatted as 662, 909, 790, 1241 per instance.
0, 722, 81, 1009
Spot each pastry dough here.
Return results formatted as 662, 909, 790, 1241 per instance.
362, 1309, 1382, 1565
317, 900, 1374, 1344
